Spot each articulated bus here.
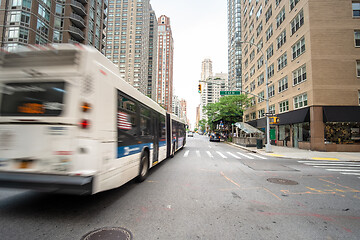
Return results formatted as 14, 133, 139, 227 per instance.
0, 44, 186, 195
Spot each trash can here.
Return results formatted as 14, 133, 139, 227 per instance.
256, 139, 263, 149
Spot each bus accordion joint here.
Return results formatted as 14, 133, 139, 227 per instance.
80, 119, 90, 129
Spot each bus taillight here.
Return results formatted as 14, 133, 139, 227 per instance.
80, 119, 90, 129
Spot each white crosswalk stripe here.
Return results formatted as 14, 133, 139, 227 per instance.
183, 150, 189, 157
237, 152, 254, 159
216, 151, 227, 159
298, 160, 360, 177
181, 150, 261, 160
206, 151, 213, 158
227, 152, 241, 159
196, 150, 201, 157
248, 153, 267, 159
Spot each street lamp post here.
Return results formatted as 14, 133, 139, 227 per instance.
239, 41, 272, 153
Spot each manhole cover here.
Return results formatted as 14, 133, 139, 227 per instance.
81, 227, 133, 240
267, 178, 298, 185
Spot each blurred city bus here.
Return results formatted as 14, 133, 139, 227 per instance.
0, 44, 186, 195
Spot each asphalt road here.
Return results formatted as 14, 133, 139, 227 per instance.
0, 134, 359, 240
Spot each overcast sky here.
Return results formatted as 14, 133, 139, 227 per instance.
150, 0, 228, 128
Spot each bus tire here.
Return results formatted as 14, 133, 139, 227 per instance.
136, 151, 149, 182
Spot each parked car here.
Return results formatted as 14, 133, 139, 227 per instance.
209, 133, 221, 142
187, 131, 194, 137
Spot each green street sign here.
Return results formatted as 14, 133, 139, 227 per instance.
220, 91, 241, 96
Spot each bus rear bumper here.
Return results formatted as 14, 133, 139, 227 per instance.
0, 172, 93, 195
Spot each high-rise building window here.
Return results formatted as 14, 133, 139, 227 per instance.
357, 60, 360, 77
291, 9, 304, 35
355, 31, 360, 47
292, 37, 306, 59
258, 109, 265, 118
277, 30, 286, 49
279, 100, 289, 113
265, 5, 272, 22
276, 7, 285, 28
277, 52, 287, 70
258, 91, 264, 103
266, 24, 273, 41
294, 93, 308, 109
352, 2, 360, 17
269, 104, 275, 114
266, 43, 273, 59
267, 63, 274, 78
290, 0, 300, 11
7, 27, 19, 38
293, 64, 307, 85
278, 76, 288, 93
268, 84, 275, 98
257, 72, 264, 86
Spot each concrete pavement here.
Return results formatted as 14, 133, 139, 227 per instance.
229, 142, 360, 161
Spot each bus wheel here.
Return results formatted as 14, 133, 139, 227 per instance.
136, 152, 149, 182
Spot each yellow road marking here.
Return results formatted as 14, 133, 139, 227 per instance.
311, 157, 339, 161
268, 154, 285, 157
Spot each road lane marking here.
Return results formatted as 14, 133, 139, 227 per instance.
268, 153, 285, 157
248, 153, 267, 159
206, 151, 213, 158
298, 161, 358, 164
227, 152, 241, 159
183, 150, 190, 157
311, 157, 339, 161
196, 150, 201, 157
303, 163, 360, 166
327, 169, 360, 172
237, 152, 254, 159
216, 151, 227, 158
341, 173, 360, 176
314, 166, 360, 169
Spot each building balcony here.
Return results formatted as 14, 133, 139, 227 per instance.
68, 26, 85, 41
69, 13, 86, 28
103, 0, 108, 9
70, 0, 86, 16
68, 39, 80, 44
76, 0, 87, 4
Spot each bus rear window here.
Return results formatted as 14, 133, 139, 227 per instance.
0, 82, 66, 116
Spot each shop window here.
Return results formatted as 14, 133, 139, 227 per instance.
325, 122, 360, 144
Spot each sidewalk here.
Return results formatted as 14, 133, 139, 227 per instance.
228, 143, 360, 161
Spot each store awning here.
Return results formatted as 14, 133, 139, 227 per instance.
235, 122, 264, 135
323, 106, 360, 122
277, 107, 310, 125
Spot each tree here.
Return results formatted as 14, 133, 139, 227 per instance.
203, 94, 250, 130
198, 119, 207, 132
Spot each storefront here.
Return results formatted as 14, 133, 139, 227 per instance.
246, 106, 360, 152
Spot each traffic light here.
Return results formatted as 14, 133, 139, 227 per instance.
198, 84, 202, 93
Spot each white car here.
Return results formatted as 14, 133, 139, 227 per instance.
187, 132, 194, 137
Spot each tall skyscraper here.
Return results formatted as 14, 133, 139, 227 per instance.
241, 0, 360, 151
199, 58, 213, 120
156, 15, 174, 112
105, 0, 154, 95
227, 0, 242, 91
0, 0, 107, 52
147, 7, 158, 100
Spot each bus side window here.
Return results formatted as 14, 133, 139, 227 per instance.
117, 92, 138, 145
140, 106, 152, 137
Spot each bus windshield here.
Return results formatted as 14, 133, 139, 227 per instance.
0, 81, 66, 116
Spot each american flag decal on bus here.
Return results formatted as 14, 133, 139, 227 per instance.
118, 112, 132, 130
